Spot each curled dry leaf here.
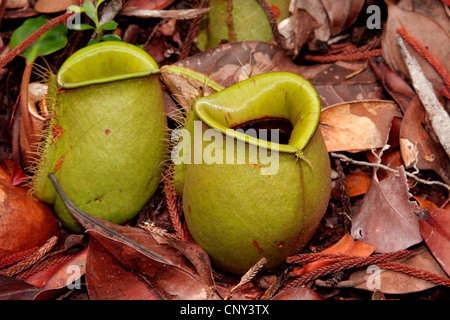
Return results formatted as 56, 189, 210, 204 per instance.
291, 0, 365, 50
320, 0, 365, 37
19, 82, 48, 168
418, 207, 450, 276
342, 246, 448, 294
369, 58, 416, 113
291, 0, 331, 47
319, 100, 402, 153
351, 166, 422, 253
160, 65, 222, 111
279, 7, 318, 57
0, 164, 59, 260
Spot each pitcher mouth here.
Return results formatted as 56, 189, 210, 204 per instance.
193, 72, 321, 154
232, 117, 293, 145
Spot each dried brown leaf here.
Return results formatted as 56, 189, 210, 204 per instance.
351, 166, 422, 253
382, 3, 450, 88
0, 275, 61, 300
369, 58, 416, 113
400, 96, 450, 184
25, 249, 86, 289
319, 100, 402, 153
342, 246, 448, 294
419, 207, 450, 276
320, 0, 365, 36
170, 41, 386, 109
0, 165, 59, 260
34, 0, 78, 13
48, 174, 218, 300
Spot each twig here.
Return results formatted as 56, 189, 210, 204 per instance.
397, 27, 450, 96
331, 152, 450, 191
396, 35, 450, 159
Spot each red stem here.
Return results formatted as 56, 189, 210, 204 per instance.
11, 62, 33, 167
0, 12, 73, 69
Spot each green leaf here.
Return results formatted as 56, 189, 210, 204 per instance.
100, 34, 121, 42
85, 9, 97, 24
10, 15, 68, 64
83, 0, 95, 11
100, 21, 118, 31
68, 5, 91, 13
73, 23, 95, 31
87, 39, 100, 46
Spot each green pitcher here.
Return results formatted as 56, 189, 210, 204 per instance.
30, 41, 167, 232
172, 72, 331, 274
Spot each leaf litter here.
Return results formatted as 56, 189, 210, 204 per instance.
0, 0, 449, 301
